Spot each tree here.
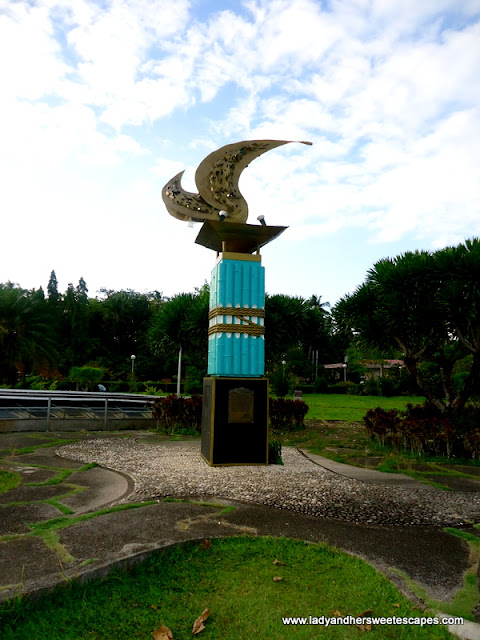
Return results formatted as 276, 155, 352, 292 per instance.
47, 270, 60, 303
0, 285, 58, 384
333, 240, 480, 413
264, 294, 333, 379
69, 366, 104, 391
148, 290, 209, 395
62, 278, 91, 368
264, 294, 308, 370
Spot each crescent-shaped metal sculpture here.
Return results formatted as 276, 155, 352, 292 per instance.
162, 139, 312, 224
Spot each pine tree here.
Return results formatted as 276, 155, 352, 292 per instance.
47, 270, 59, 302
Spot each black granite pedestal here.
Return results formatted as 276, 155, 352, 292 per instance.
201, 377, 269, 466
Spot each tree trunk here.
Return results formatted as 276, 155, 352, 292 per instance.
176, 345, 182, 397
452, 354, 480, 411
403, 356, 446, 412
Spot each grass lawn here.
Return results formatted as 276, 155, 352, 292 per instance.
299, 393, 426, 421
0, 537, 451, 640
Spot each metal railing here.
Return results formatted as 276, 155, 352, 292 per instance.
0, 389, 157, 430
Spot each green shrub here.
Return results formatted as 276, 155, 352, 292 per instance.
329, 381, 358, 395
268, 440, 283, 465
56, 379, 74, 391
144, 385, 163, 396
270, 368, 291, 397
185, 366, 204, 395
152, 395, 202, 434
269, 397, 309, 431
312, 376, 328, 393
364, 402, 480, 459
69, 366, 104, 391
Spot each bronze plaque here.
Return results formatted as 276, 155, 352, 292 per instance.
228, 387, 254, 423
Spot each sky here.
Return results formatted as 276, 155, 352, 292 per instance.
1, 0, 479, 308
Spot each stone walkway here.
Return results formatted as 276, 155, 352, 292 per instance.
59, 437, 480, 527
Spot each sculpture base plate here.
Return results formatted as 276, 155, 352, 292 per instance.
195, 221, 287, 254
201, 377, 269, 466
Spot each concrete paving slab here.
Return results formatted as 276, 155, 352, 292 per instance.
59, 502, 236, 561
426, 476, 480, 492
0, 484, 74, 505
0, 434, 60, 450
60, 467, 134, 514
299, 449, 430, 488
9, 451, 86, 469
0, 537, 61, 587
0, 503, 62, 535
8, 467, 59, 483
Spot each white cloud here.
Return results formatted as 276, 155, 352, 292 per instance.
0, 1, 72, 100
1, 0, 479, 301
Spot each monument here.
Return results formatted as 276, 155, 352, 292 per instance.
162, 139, 311, 465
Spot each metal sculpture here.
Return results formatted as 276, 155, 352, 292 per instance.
162, 139, 312, 224
162, 139, 311, 465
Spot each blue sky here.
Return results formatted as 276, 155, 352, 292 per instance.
1, 0, 479, 307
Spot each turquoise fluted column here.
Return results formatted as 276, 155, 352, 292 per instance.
208, 255, 265, 377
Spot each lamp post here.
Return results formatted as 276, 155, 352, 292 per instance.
343, 363, 347, 382
131, 354, 136, 374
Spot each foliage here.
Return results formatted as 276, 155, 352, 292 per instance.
270, 367, 291, 397
312, 376, 328, 393
148, 288, 209, 386
334, 238, 480, 414
47, 270, 60, 303
69, 366, 104, 391
269, 397, 309, 431
360, 377, 396, 397
0, 284, 58, 384
152, 395, 203, 434
265, 294, 334, 381
364, 402, 480, 459
185, 365, 204, 394
268, 440, 283, 464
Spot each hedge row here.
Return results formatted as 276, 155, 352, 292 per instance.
7, 378, 184, 394
152, 395, 202, 434
152, 395, 309, 434
269, 398, 309, 431
364, 403, 480, 459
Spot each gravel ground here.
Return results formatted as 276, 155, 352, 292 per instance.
58, 439, 480, 527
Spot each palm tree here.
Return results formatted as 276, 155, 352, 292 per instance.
333, 244, 480, 412
148, 291, 208, 395
0, 285, 58, 384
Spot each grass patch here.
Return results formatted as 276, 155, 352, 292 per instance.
300, 394, 426, 421
79, 558, 98, 567
4, 439, 75, 456
77, 462, 99, 471
24, 468, 73, 487
24, 463, 99, 487
396, 568, 479, 623
0, 537, 450, 639
28, 501, 158, 535
443, 528, 480, 546
0, 470, 21, 494
162, 497, 236, 515
395, 528, 480, 622
44, 500, 75, 515
0, 501, 157, 544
